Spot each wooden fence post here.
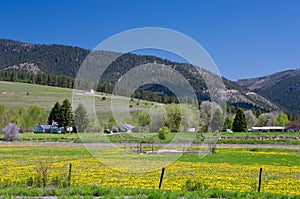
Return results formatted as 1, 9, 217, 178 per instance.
152, 143, 154, 153
68, 163, 72, 186
139, 142, 142, 153
258, 167, 262, 192
159, 167, 165, 189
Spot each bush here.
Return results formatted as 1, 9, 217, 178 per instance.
2, 123, 21, 141
158, 126, 170, 140
35, 159, 52, 187
185, 179, 208, 191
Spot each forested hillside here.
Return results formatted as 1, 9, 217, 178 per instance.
0, 39, 278, 112
238, 69, 300, 115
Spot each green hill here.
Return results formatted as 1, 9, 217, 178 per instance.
0, 81, 72, 110
0, 81, 153, 123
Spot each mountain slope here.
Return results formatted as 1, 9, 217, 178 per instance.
0, 39, 278, 111
237, 69, 300, 114
0, 39, 89, 77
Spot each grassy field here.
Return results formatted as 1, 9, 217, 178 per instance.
0, 81, 154, 125
1, 81, 300, 198
1, 186, 295, 199
15, 131, 300, 146
0, 143, 299, 198
0, 81, 73, 110
218, 131, 300, 145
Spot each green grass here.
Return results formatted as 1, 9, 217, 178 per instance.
0, 186, 296, 199
0, 81, 73, 110
217, 131, 300, 145
217, 139, 300, 145
220, 131, 300, 138
179, 148, 300, 166
19, 132, 157, 143
6, 137, 300, 167
0, 81, 158, 129
21, 132, 79, 142
16, 131, 300, 145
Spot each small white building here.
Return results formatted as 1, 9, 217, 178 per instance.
122, 123, 136, 133
252, 126, 285, 132
188, 128, 196, 132
83, 90, 95, 95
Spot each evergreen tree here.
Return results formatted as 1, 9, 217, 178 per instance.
60, 99, 74, 130
74, 103, 89, 132
48, 102, 61, 125
232, 108, 247, 132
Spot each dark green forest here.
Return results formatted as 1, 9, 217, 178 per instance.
0, 38, 292, 114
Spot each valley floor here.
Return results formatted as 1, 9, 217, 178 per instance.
0, 142, 299, 198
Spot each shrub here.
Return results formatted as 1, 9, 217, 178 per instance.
2, 123, 21, 141
158, 126, 170, 140
35, 159, 52, 187
185, 179, 208, 191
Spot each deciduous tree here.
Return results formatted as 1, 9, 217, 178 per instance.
275, 113, 290, 126
2, 123, 20, 141
257, 113, 275, 126
211, 109, 224, 132
74, 103, 89, 132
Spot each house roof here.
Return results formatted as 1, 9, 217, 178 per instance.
122, 123, 136, 130
252, 126, 285, 130
39, 125, 51, 129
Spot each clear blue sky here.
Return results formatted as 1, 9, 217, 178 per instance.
0, 0, 299, 80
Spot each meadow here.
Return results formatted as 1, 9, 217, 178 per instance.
0, 80, 155, 125
18, 131, 300, 146
0, 142, 299, 198
1, 81, 300, 198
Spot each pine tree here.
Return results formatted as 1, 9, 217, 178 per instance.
60, 99, 74, 130
232, 108, 247, 132
74, 103, 89, 132
48, 102, 61, 125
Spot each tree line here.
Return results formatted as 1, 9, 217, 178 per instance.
0, 99, 89, 133
0, 105, 48, 132
134, 101, 299, 134
48, 99, 89, 133
0, 70, 74, 88
2, 100, 300, 136
0, 70, 180, 104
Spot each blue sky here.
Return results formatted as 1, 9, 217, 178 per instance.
0, 0, 299, 80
